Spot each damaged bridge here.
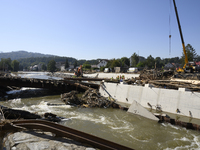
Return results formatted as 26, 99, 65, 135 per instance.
0, 76, 100, 92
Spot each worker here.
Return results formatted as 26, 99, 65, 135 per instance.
74, 65, 83, 77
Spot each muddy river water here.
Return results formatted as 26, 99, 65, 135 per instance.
1, 72, 200, 149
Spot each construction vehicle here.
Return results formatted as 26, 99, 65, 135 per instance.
173, 0, 198, 73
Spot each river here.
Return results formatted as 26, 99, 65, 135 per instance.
1, 72, 200, 150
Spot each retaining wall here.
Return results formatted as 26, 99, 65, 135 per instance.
99, 82, 200, 119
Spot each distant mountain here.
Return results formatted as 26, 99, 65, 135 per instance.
0, 50, 55, 60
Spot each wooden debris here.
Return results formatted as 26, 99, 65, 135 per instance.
61, 89, 121, 108
139, 69, 174, 80
148, 80, 200, 92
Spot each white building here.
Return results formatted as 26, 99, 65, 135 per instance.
60, 65, 65, 71
97, 60, 108, 68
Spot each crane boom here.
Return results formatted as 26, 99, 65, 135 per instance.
173, 0, 188, 66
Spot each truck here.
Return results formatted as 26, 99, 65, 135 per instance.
104, 68, 112, 73
127, 67, 138, 73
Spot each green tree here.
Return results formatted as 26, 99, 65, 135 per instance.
181, 44, 198, 64
196, 56, 200, 61
65, 58, 69, 69
42, 64, 47, 71
100, 66, 105, 72
169, 57, 180, 63
19, 64, 23, 71
136, 62, 145, 67
105, 60, 112, 68
74, 60, 78, 68
0, 58, 12, 71
83, 61, 91, 70
121, 57, 130, 67
110, 59, 121, 69
130, 53, 139, 67
47, 60, 56, 72
155, 57, 164, 68
146, 55, 155, 69
11, 60, 20, 71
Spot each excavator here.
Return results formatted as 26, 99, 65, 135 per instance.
173, 0, 198, 73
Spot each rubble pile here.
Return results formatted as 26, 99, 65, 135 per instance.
139, 69, 174, 81
61, 89, 120, 108
61, 91, 80, 105
148, 80, 200, 92
121, 70, 174, 86
124, 77, 144, 85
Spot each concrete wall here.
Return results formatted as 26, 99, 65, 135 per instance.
99, 82, 200, 119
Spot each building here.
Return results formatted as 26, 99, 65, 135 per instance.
97, 60, 108, 68
66, 65, 75, 71
60, 65, 65, 71
164, 63, 180, 70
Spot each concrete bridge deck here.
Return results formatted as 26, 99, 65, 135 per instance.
0, 76, 100, 93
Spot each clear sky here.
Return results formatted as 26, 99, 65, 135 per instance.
0, 0, 199, 60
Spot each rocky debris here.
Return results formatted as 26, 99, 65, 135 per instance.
3, 130, 96, 150
61, 89, 120, 108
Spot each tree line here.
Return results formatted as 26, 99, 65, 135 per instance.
130, 44, 199, 68
0, 58, 19, 72
0, 44, 198, 72
103, 44, 199, 71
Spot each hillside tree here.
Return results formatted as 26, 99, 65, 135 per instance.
0, 58, 12, 71
42, 63, 47, 71
11, 60, 20, 71
47, 60, 56, 72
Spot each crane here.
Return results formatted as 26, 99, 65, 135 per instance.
173, 0, 194, 73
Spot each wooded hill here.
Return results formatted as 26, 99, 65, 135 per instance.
0, 51, 100, 69
0, 50, 54, 60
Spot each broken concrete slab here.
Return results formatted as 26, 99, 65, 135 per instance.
128, 100, 159, 121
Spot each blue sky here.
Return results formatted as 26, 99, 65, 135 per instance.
0, 0, 199, 60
